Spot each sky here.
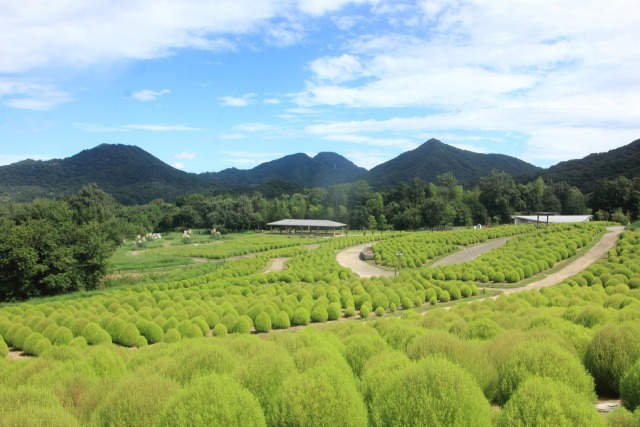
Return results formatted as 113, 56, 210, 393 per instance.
1, 0, 639, 173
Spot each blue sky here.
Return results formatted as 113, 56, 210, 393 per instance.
1, 0, 638, 173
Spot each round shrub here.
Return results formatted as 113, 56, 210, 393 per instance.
344, 305, 356, 318
137, 321, 164, 344
291, 308, 310, 326
82, 323, 112, 346
69, 336, 88, 349
212, 323, 228, 337
273, 311, 290, 329
51, 327, 74, 346
272, 365, 367, 427
327, 303, 341, 321
165, 344, 237, 385
497, 341, 596, 404
91, 374, 179, 427
135, 335, 148, 348
344, 333, 389, 377
439, 290, 450, 303
116, 323, 140, 347
498, 377, 605, 427
311, 305, 329, 323
0, 334, 8, 358
374, 306, 385, 317
163, 328, 181, 343
371, 356, 492, 427
233, 316, 252, 334
584, 322, 640, 394
359, 302, 372, 319
254, 312, 272, 333
86, 346, 127, 379
621, 358, 640, 411
157, 374, 265, 426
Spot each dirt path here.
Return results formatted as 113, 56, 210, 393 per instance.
335, 243, 395, 278
431, 237, 511, 267
492, 226, 624, 296
336, 237, 513, 278
263, 257, 289, 273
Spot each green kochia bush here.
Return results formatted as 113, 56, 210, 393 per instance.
370, 356, 492, 427
497, 341, 596, 405
621, 358, 640, 411
0, 334, 8, 358
254, 312, 272, 333
90, 374, 180, 427
157, 373, 266, 427
271, 364, 367, 427
498, 377, 606, 427
291, 308, 310, 326
584, 322, 640, 394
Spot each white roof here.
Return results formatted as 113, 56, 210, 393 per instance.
267, 219, 347, 227
511, 215, 592, 223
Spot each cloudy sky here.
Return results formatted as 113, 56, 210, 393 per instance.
1, 0, 638, 173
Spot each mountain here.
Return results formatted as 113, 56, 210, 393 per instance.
364, 139, 543, 188
540, 139, 640, 193
0, 144, 216, 204
201, 152, 366, 187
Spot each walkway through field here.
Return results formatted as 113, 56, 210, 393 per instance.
336, 237, 512, 278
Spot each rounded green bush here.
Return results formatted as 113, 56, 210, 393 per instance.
497, 341, 596, 404
137, 321, 164, 344
273, 311, 290, 329
311, 305, 329, 323
116, 323, 140, 347
371, 355, 492, 427
254, 312, 272, 333
327, 303, 341, 321
344, 305, 356, 318
157, 373, 265, 426
91, 374, 179, 427
272, 365, 367, 427
82, 322, 112, 346
51, 327, 74, 346
69, 336, 88, 349
621, 358, 640, 411
498, 377, 605, 427
0, 334, 8, 358
291, 308, 310, 326
344, 333, 389, 377
212, 323, 228, 337
163, 328, 181, 343
359, 302, 372, 319
233, 316, 252, 334
86, 346, 127, 379
374, 306, 385, 317
584, 322, 640, 394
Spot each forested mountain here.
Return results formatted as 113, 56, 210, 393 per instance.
0, 144, 216, 204
540, 139, 640, 193
201, 152, 366, 187
364, 139, 543, 188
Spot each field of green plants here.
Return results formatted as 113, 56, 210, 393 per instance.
2, 223, 640, 426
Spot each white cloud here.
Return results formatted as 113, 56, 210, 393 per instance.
264, 98, 282, 104
343, 149, 389, 170
173, 162, 185, 169
234, 122, 273, 132
219, 93, 255, 107
221, 150, 284, 158
1, 79, 73, 110
174, 152, 196, 159
221, 150, 285, 168
131, 89, 172, 102
122, 124, 201, 131
324, 133, 418, 150
450, 144, 488, 154
310, 54, 364, 83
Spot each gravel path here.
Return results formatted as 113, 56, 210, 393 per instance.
494, 226, 624, 296
336, 237, 514, 278
335, 243, 396, 278
431, 237, 511, 267
262, 257, 289, 273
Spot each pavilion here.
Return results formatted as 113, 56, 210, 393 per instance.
266, 219, 347, 236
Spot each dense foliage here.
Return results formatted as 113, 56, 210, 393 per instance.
2, 226, 640, 425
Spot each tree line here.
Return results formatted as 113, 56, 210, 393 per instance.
1, 171, 638, 301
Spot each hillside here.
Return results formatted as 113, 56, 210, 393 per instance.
540, 139, 640, 193
364, 139, 543, 188
202, 152, 366, 187
0, 144, 216, 204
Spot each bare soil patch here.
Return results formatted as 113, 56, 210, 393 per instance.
263, 257, 289, 273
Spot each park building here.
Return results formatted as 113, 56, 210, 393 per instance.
266, 219, 347, 236
511, 212, 593, 227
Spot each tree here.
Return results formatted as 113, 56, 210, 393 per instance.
479, 170, 522, 224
